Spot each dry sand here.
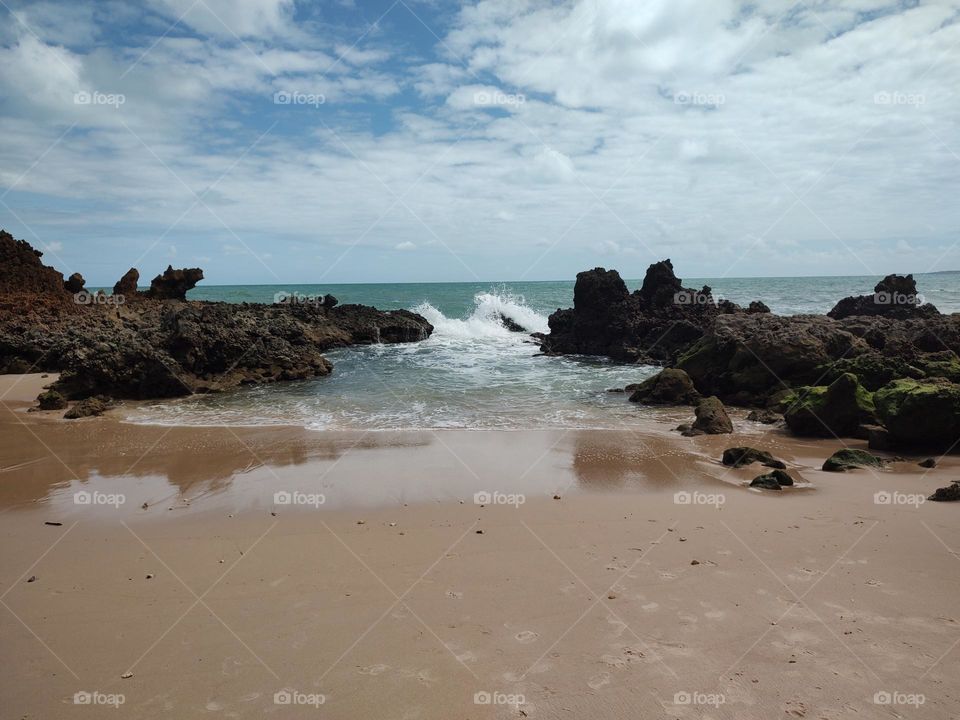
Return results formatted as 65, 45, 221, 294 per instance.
1, 381, 959, 718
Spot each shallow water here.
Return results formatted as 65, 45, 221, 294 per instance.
125, 273, 960, 430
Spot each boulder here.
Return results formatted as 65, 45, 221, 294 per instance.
928, 482, 960, 502
64, 397, 109, 419
147, 266, 204, 300
828, 274, 939, 320
688, 396, 733, 435
37, 390, 67, 410
822, 448, 886, 472
865, 425, 892, 451
322, 294, 338, 309
721, 447, 786, 469
874, 378, 960, 447
918, 457, 937, 469
750, 469, 794, 489
628, 368, 700, 405
747, 301, 771, 314
782, 373, 876, 438
113, 268, 139, 297
64, 272, 86, 294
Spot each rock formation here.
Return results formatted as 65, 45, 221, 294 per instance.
827, 273, 939, 320
147, 265, 204, 300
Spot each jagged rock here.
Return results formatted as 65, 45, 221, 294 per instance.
782, 373, 876, 438
113, 268, 139, 297
750, 469, 794, 489
64, 397, 109, 419
37, 390, 67, 410
0, 229, 70, 302
147, 266, 204, 300
828, 274, 939, 320
928, 482, 960, 502
747, 301, 771, 314
628, 368, 699, 405
721, 447, 786, 469
688, 396, 733, 435
540, 261, 720, 363
0, 235, 434, 399
495, 313, 526, 332
322, 294, 338, 309
874, 378, 960, 447
822, 448, 886, 472
64, 273, 86, 294
746, 409, 780, 424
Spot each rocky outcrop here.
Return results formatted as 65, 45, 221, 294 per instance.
63, 397, 109, 419
928, 482, 960, 502
628, 368, 699, 405
0, 234, 434, 400
0, 230, 70, 304
36, 390, 67, 410
822, 448, 886, 472
113, 268, 139, 297
828, 274, 939, 320
874, 377, 960, 447
782, 373, 876, 438
540, 261, 729, 364
147, 266, 204, 300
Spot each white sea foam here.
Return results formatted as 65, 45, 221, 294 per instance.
413, 290, 550, 340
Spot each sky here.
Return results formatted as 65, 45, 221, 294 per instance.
1, 0, 959, 286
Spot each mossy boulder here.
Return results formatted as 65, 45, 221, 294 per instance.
822, 448, 886, 472
817, 353, 918, 391
721, 447, 786, 469
36, 390, 67, 410
914, 351, 960, 383
874, 378, 960, 446
782, 373, 875, 438
63, 397, 109, 419
750, 469, 794, 489
628, 368, 700, 405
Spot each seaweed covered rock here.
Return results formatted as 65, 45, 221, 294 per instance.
782, 373, 875, 438
63, 397, 109, 419
721, 447, 786, 469
750, 469, 794, 489
874, 378, 960, 447
822, 448, 886, 472
36, 390, 67, 410
628, 368, 699, 405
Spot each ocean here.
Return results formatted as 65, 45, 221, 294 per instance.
124, 273, 960, 431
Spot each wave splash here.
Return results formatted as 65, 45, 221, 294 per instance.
413, 290, 549, 340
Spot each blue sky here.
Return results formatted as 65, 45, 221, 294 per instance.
1, 0, 959, 286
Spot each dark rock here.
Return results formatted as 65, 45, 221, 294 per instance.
0, 229, 70, 301
746, 408, 780, 424
865, 425, 892, 451
874, 378, 960, 447
690, 396, 733, 435
782, 373, 876, 438
64, 273, 86, 294
37, 390, 67, 410
747, 301, 771, 314
495, 313, 526, 333
918, 457, 937, 468
828, 274, 939, 320
628, 368, 700, 405
64, 397, 109, 419
928, 482, 960, 502
113, 268, 139, 297
146, 266, 204, 300
721, 447, 786, 469
750, 469, 794, 489
322, 294, 338, 309
822, 448, 886, 472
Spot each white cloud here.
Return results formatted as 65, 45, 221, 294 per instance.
395, 241, 417, 251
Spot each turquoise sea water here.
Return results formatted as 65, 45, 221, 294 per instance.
125, 272, 960, 430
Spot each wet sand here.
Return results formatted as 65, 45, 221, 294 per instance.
1, 381, 959, 718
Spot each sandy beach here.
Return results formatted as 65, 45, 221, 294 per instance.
2, 380, 958, 719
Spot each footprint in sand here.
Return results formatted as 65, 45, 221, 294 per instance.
515, 630, 539, 644
445, 589, 463, 599
587, 672, 611, 690
641, 602, 659, 611
358, 664, 389, 675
